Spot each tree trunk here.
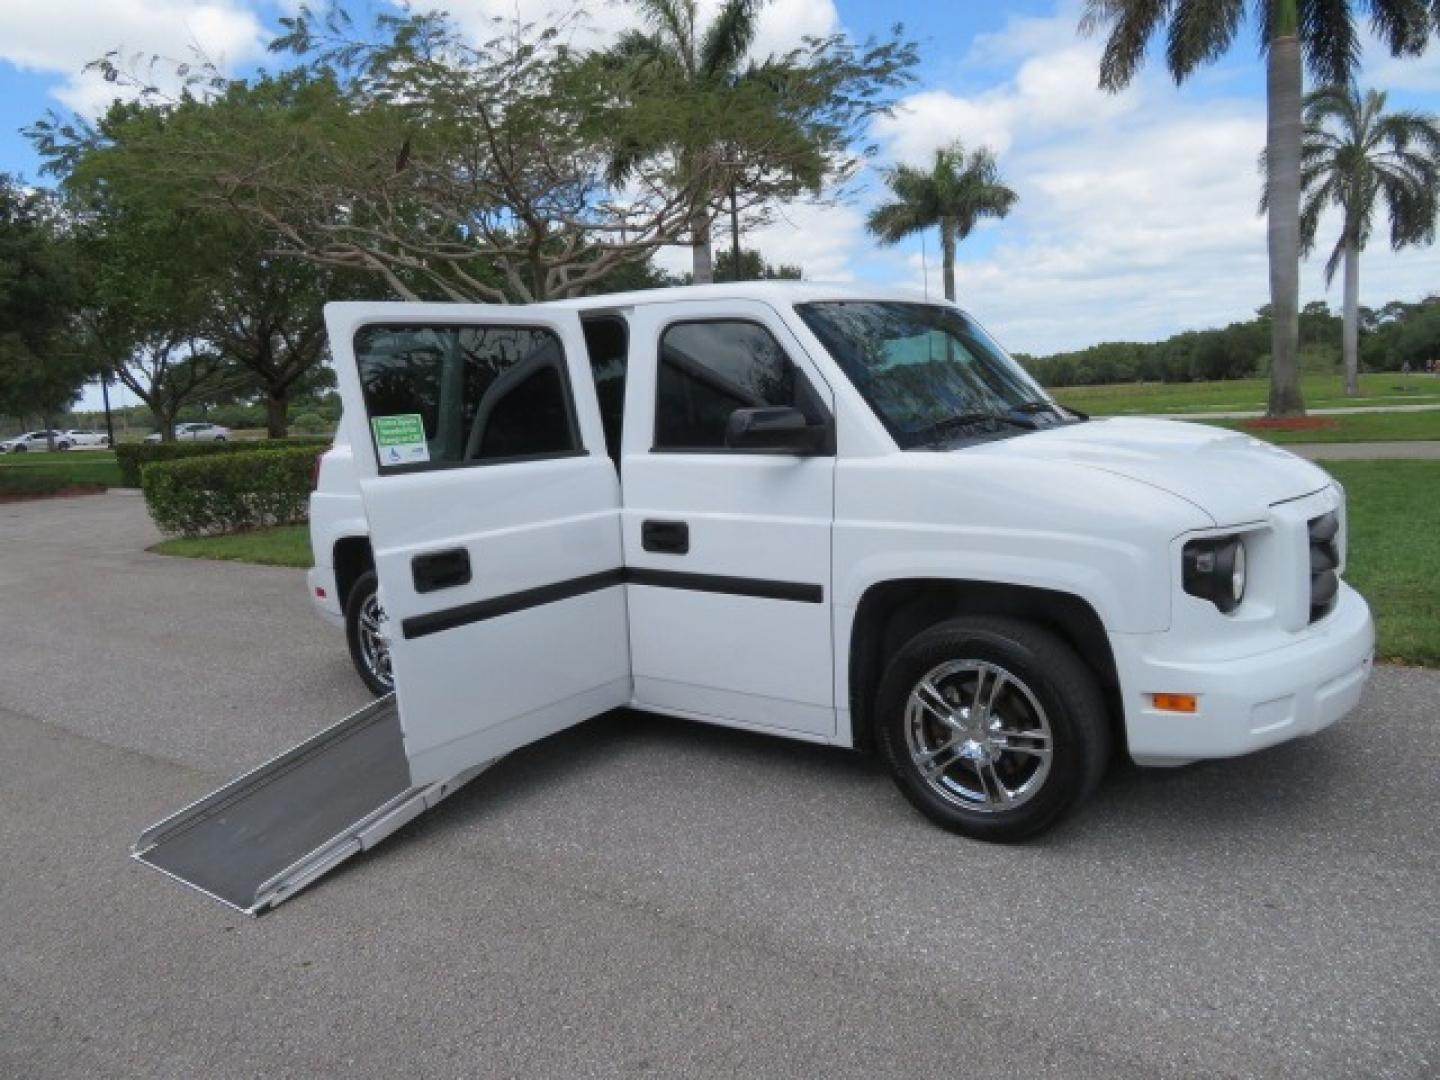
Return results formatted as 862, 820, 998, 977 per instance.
155, 408, 177, 442
691, 206, 714, 285
1342, 232, 1360, 397
940, 218, 957, 303
265, 393, 290, 439
1264, 22, 1306, 417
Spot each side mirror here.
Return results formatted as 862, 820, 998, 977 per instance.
724, 407, 828, 454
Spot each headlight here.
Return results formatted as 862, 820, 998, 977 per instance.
1182, 535, 1246, 613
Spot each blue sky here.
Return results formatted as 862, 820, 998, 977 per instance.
2, 0, 1437, 370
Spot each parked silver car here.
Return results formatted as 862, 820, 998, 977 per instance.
61, 429, 111, 448
0, 430, 71, 452
143, 423, 231, 444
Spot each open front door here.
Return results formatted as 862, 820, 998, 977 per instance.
327, 302, 631, 785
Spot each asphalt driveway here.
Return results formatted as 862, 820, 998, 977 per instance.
1, 491, 1436, 1078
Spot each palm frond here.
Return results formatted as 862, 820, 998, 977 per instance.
1364, 0, 1432, 59
1081, 0, 1175, 91
1166, 0, 1244, 82
699, 0, 761, 79
635, 0, 697, 73
866, 198, 934, 245
1300, 0, 1361, 86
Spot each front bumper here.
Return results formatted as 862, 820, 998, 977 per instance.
1113, 583, 1374, 766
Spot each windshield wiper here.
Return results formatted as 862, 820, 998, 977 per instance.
914, 410, 1026, 446
1010, 399, 1087, 423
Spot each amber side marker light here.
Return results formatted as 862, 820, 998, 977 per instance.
1151, 693, 1199, 714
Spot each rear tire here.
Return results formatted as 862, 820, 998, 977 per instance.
875, 616, 1110, 842
345, 571, 394, 697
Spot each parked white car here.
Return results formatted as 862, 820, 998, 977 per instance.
1, 429, 71, 452
303, 283, 1373, 843
144, 422, 231, 443
61, 428, 110, 448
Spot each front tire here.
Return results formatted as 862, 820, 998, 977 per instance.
345, 571, 394, 696
875, 616, 1110, 842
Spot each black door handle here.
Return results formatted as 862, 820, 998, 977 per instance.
412, 547, 472, 593
642, 520, 689, 555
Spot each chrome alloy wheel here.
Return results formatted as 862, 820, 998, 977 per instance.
357, 592, 394, 691
903, 660, 1053, 812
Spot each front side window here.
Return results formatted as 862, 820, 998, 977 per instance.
653, 320, 825, 450
355, 324, 579, 471
796, 301, 1067, 449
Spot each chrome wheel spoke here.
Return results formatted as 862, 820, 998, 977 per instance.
916, 736, 963, 779
980, 670, 1008, 721
978, 760, 1013, 805
912, 679, 959, 729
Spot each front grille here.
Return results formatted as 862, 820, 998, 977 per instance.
1308, 512, 1340, 622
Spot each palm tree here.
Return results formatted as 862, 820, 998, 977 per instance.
866, 142, 1017, 303
607, 0, 770, 284
1081, 0, 1436, 418
1292, 86, 1439, 395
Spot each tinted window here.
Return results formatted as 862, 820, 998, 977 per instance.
654, 321, 823, 450
796, 301, 1061, 449
582, 316, 628, 463
355, 324, 579, 471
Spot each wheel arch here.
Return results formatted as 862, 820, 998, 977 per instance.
332, 534, 375, 611
846, 578, 1124, 757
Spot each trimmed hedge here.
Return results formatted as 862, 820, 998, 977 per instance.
142, 446, 319, 536
116, 437, 331, 488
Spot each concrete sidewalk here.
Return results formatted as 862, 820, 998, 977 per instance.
1152, 401, 1440, 420
1287, 440, 1440, 460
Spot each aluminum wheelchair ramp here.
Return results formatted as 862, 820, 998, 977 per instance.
132, 696, 488, 915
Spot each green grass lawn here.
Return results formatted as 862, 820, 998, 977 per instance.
1054, 372, 1440, 416
0, 450, 124, 497
1322, 461, 1440, 667
1201, 408, 1440, 444
150, 524, 313, 568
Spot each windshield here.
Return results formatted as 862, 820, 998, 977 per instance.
795, 301, 1063, 449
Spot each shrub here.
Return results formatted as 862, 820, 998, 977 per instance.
115, 437, 330, 488
291, 411, 330, 434
142, 446, 319, 536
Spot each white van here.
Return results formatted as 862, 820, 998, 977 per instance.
136, 284, 1373, 912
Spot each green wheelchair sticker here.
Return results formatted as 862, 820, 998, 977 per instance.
371, 414, 430, 466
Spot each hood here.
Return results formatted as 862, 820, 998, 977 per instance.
973, 417, 1332, 525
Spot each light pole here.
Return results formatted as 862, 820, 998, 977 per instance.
100, 369, 116, 448
729, 179, 742, 282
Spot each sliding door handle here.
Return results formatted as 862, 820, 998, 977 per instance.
641, 520, 689, 555
412, 547, 472, 593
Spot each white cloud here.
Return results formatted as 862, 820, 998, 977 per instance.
0, 0, 266, 114
872, 40, 1134, 166
860, 3, 1440, 356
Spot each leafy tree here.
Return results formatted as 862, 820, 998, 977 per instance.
206, 254, 360, 437
603, 0, 916, 283
1293, 86, 1439, 395
714, 247, 802, 281
0, 177, 90, 436
866, 141, 1017, 302
1081, 0, 1438, 417
35, 100, 371, 437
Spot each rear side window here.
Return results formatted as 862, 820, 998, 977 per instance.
653, 320, 824, 450
582, 316, 628, 463
354, 324, 580, 472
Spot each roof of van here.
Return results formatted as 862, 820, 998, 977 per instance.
539, 280, 944, 311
